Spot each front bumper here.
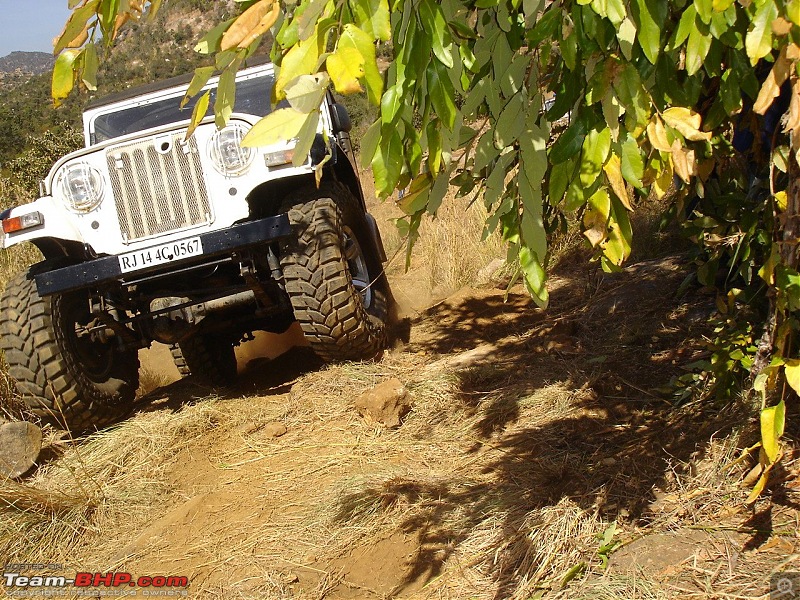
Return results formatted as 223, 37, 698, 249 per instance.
34, 214, 292, 297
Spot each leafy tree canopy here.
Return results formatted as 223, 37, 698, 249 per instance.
54, 0, 795, 497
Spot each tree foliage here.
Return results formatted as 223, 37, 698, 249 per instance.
54, 0, 798, 495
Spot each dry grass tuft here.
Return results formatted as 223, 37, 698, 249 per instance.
0, 400, 224, 565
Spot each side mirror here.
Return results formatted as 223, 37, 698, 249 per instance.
331, 103, 352, 134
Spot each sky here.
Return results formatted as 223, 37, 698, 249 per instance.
0, 0, 73, 58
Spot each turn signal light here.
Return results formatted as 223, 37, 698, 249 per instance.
2, 212, 44, 234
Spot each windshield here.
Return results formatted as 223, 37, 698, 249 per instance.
91, 72, 276, 144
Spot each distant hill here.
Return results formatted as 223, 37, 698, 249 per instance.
0, 51, 54, 76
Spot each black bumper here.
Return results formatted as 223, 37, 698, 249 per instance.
34, 215, 292, 297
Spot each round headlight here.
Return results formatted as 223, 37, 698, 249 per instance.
208, 123, 254, 175
58, 163, 105, 213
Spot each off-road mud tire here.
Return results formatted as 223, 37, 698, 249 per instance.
280, 183, 389, 362
170, 335, 237, 386
0, 272, 139, 432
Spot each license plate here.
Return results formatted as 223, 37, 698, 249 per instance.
118, 237, 203, 273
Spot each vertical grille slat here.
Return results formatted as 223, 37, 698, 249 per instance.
106, 134, 212, 243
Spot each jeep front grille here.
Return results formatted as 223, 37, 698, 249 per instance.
106, 134, 213, 242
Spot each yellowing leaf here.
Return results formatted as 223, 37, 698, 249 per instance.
771, 16, 793, 35
583, 188, 611, 248
338, 23, 383, 105
653, 155, 674, 199
283, 73, 329, 113
775, 190, 788, 211
786, 78, 800, 132
81, 42, 98, 90
185, 90, 210, 141
241, 107, 309, 147
785, 359, 800, 394
647, 116, 672, 151
662, 107, 712, 141
54, 0, 100, 54
221, 0, 279, 51
745, 468, 771, 504
760, 399, 785, 463
327, 47, 365, 95
754, 48, 791, 114
604, 154, 633, 210
52, 49, 81, 107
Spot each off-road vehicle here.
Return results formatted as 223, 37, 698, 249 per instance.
0, 59, 391, 431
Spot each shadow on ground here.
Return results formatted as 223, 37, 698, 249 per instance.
333, 256, 760, 597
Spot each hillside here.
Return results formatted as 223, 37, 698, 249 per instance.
0, 51, 53, 76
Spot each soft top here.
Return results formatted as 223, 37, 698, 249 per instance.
84, 55, 273, 112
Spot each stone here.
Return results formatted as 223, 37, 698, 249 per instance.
0, 421, 42, 478
355, 378, 412, 428
262, 422, 287, 438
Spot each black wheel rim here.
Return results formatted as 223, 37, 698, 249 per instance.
342, 226, 373, 309
60, 294, 115, 382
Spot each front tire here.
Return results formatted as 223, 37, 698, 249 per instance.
0, 272, 139, 432
280, 183, 389, 362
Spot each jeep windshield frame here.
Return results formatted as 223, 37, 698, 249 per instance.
86, 66, 277, 146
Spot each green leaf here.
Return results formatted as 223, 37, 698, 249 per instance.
338, 23, 383, 104
495, 95, 526, 148
185, 90, 211, 140
619, 134, 644, 188
746, 0, 778, 65
380, 84, 403, 125
350, 0, 392, 41
528, 8, 561, 46
686, 18, 711, 76
194, 18, 236, 54
760, 399, 785, 463
275, 26, 322, 100
292, 109, 321, 166
519, 245, 549, 307
419, 0, 454, 68
52, 49, 81, 107
182, 66, 216, 108
560, 30, 578, 70
372, 128, 404, 196
549, 158, 573, 204
550, 117, 588, 165
241, 107, 309, 147
359, 119, 381, 169
631, 0, 662, 64
474, 129, 500, 173
215, 57, 242, 129
694, 0, 712, 24
605, 0, 627, 25
98, 0, 120, 40
580, 126, 611, 187
617, 17, 637, 60
669, 5, 696, 49
427, 59, 458, 129
54, 0, 100, 54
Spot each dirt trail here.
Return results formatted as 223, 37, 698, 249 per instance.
47, 254, 793, 599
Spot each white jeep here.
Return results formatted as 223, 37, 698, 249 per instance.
0, 59, 391, 431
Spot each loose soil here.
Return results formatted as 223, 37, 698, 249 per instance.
5, 248, 799, 599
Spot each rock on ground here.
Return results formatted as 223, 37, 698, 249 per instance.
355, 378, 412, 428
0, 421, 42, 478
